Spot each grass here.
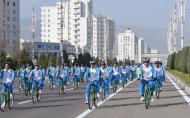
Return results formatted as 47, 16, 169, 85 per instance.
167, 69, 190, 87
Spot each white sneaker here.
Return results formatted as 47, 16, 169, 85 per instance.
84, 101, 88, 104
109, 86, 113, 89
64, 86, 67, 93
78, 83, 80, 86
160, 87, 162, 91
151, 97, 154, 102
162, 82, 165, 85
153, 91, 156, 96
10, 93, 13, 99
53, 85, 56, 88
67, 82, 69, 85
140, 97, 145, 101
39, 89, 42, 94
1, 101, 5, 109
97, 93, 100, 97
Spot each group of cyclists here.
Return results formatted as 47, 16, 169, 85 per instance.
0, 57, 166, 111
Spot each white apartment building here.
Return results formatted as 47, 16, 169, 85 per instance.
41, 0, 93, 53
0, 0, 20, 56
92, 15, 115, 60
144, 43, 151, 53
150, 49, 160, 62
117, 28, 138, 62
138, 37, 144, 63
41, 2, 69, 43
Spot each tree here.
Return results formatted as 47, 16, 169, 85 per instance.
187, 47, 190, 75
83, 53, 92, 67
62, 49, 69, 65
78, 53, 84, 65
180, 47, 189, 73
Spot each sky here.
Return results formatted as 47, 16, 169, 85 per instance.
20, 0, 190, 53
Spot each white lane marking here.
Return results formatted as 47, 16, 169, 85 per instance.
166, 73, 190, 106
17, 88, 74, 105
76, 80, 137, 118
18, 100, 32, 105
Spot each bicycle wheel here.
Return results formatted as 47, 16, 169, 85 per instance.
113, 79, 117, 93
121, 78, 124, 88
94, 92, 98, 108
25, 81, 29, 96
8, 92, 14, 109
88, 91, 93, 109
0, 93, 6, 111
32, 88, 37, 103
155, 84, 160, 99
145, 90, 150, 109
37, 87, 41, 102
100, 88, 104, 101
50, 78, 53, 90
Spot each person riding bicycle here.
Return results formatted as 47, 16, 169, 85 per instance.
0, 62, 15, 108
80, 64, 87, 82
153, 61, 163, 91
130, 63, 137, 81
18, 64, 26, 90
24, 64, 32, 92
140, 57, 155, 102
99, 61, 110, 97
40, 66, 46, 89
47, 63, 56, 88
158, 61, 165, 85
120, 63, 130, 87
110, 61, 121, 88
30, 64, 44, 94
64, 63, 70, 85
72, 63, 81, 87
85, 60, 100, 104
136, 63, 142, 80
56, 64, 68, 92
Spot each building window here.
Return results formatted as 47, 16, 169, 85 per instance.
13, 17, 16, 21
13, 2, 16, 6
13, 10, 16, 14
7, 1, 9, 6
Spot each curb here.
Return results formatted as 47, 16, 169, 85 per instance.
166, 71, 190, 95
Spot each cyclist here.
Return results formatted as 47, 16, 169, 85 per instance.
72, 63, 81, 87
140, 57, 155, 101
64, 63, 70, 85
18, 64, 26, 91
47, 63, 56, 88
0, 62, 15, 108
24, 64, 32, 93
136, 63, 141, 80
120, 63, 129, 87
80, 64, 87, 82
40, 66, 46, 89
130, 63, 136, 81
153, 61, 163, 91
110, 61, 121, 88
85, 60, 100, 104
56, 64, 68, 93
99, 61, 109, 97
159, 61, 165, 85
30, 64, 43, 94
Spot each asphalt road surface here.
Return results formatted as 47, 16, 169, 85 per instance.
0, 74, 190, 118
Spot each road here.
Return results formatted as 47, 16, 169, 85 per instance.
0, 74, 190, 118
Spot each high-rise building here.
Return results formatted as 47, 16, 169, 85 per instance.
138, 37, 144, 63
41, 0, 93, 53
144, 43, 151, 53
0, 0, 20, 56
92, 15, 115, 60
117, 28, 138, 62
